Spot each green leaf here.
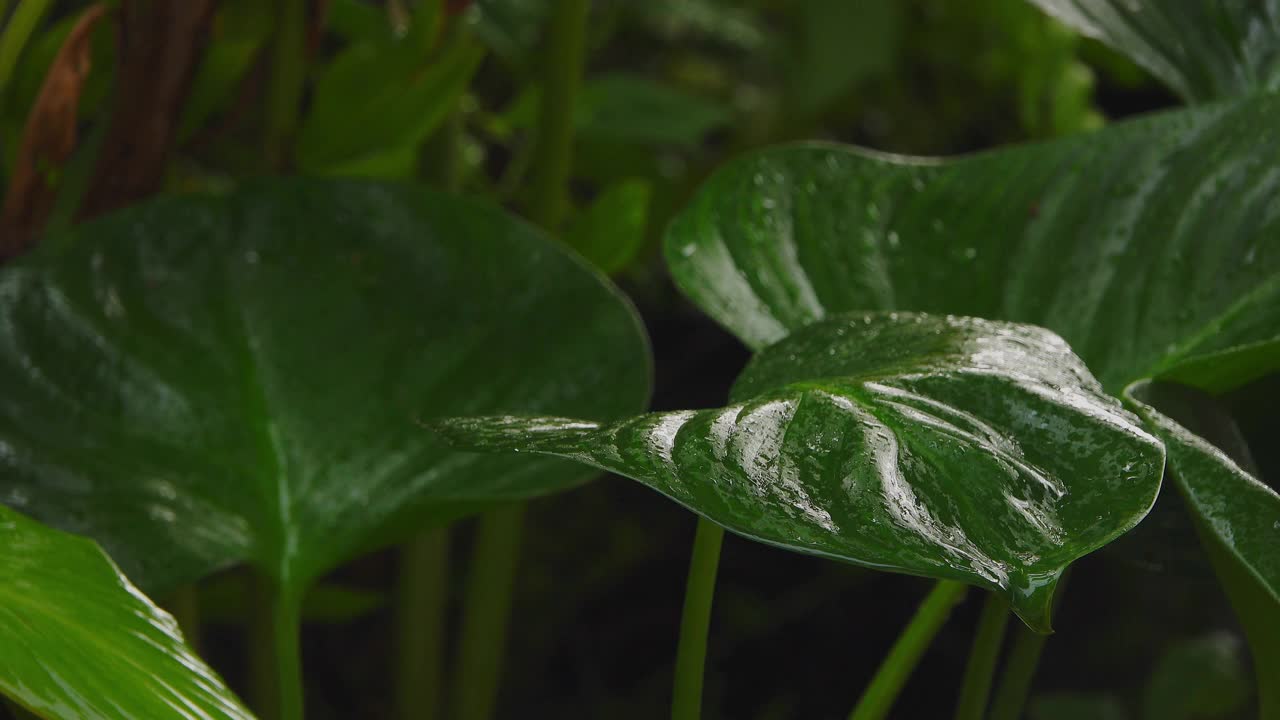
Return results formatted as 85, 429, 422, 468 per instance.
1125, 383, 1280, 717
1142, 632, 1252, 720
177, 0, 274, 143
0, 504, 254, 720
295, 38, 484, 178
0, 179, 652, 598
788, 0, 900, 116
434, 312, 1165, 631
1026, 0, 1280, 102
664, 95, 1280, 394
505, 73, 732, 148
564, 178, 651, 274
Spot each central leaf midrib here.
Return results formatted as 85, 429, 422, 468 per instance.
225, 298, 294, 584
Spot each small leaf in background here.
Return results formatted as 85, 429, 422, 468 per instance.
177, 0, 274, 143
1025, 0, 1280, 102
1142, 632, 1251, 720
504, 73, 731, 148
434, 313, 1165, 631
0, 504, 254, 720
0, 179, 652, 601
564, 178, 650, 274
296, 37, 484, 178
469, 0, 549, 67
1029, 692, 1129, 720
788, 0, 900, 116
327, 0, 398, 46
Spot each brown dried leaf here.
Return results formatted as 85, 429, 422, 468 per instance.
0, 4, 109, 261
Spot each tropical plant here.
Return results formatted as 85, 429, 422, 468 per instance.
0, 1, 1274, 720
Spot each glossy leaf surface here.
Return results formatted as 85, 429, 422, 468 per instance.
0, 179, 651, 595
435, 313, 1165, 630
0, 505, 254, 720
1026, 0, 1280, 102
665, 95, 1280, 394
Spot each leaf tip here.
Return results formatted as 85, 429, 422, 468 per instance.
1007, 568, 1064, 634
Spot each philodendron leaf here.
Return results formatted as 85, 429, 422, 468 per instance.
435, 313, 1165, 631
1125, 383, 1280, 716
0, 179, 651, 598
665, 94, 1280, 394
0, 505, 254, 720
1026, 0, 1280, 103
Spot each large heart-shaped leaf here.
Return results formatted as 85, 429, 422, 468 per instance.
0, 179, 651, 596
1026, 0, 1280, 102
435, 313, 1165, 630
665, 94, 1280, 394
0, 504, 254, 720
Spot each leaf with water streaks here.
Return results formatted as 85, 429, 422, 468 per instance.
435, 313, 1165, 630
1026, 0, 1280, 103
0, 504, 255, 720
665, 96, 1280, 396
0, 178, 652, 598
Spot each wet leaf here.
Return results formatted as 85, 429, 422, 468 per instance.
434, 312, 1165, 630
0, 504, 254, 720
664, 94, 1280, 395
0, 178, 652, 598
1026, 0, 1280, 102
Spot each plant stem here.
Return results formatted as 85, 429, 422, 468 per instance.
248, 573, 304, 720
0, 0, 52, 103
528, 0, 590, 231
848, 580, 968, 720
395, 529, 450, 720
266, 0, 306, 168
988, 623, 1050, 720
988, 570, 1068, 720
954, 592, 1010, 720
451, 504, 524, 720
671, 517, 725, 720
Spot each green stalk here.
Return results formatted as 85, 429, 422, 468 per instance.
988, 624, 1050, 720
848, 580, 968, 720
395, 529, 450, 720
988, 570, 1068, 720
0, 0, 52, 102
671, 518, 725, 720
266, 0, 306, 168
248, 574, 304, 720
954, 592, 1010, 720
446, 2, 590, 717
451, 504, 525, 720
527, 0, 589, 231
